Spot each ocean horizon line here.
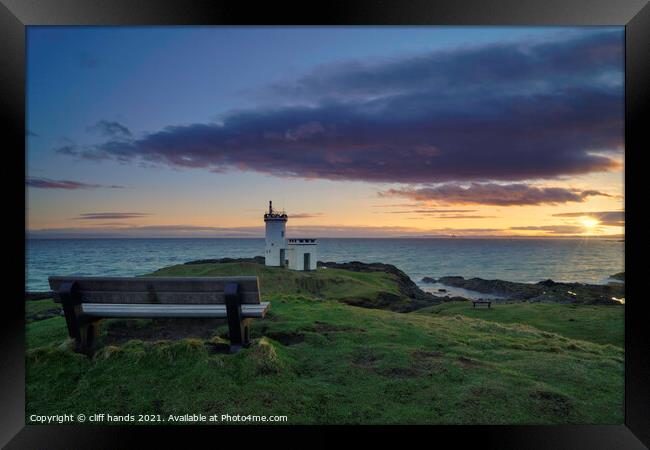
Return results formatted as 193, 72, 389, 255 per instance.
25, 235, 624, 240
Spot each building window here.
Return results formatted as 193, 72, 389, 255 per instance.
281, 231, 284, 237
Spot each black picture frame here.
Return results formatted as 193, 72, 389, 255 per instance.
2, 0, 648, 447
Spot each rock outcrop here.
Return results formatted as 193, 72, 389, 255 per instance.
317, 260, 443, 306
433, 276, 624, 305
609, 272, 625, 281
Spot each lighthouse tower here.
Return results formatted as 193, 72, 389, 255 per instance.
264, 201, 288, 267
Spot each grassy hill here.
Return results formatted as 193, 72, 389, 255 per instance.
26, 262, 624, 425
152, 260, 434, 311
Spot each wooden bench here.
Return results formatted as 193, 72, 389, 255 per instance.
472, 300, 491, 308
49, 276, 269, 354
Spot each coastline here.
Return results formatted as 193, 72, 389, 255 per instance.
26, 238, 625, 292
420, 274, 625, 305
26, 257, 624, 306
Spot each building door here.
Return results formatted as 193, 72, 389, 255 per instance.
304, 253, 310, 271
280, 249, 285, 267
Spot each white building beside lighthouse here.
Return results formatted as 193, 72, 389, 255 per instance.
263, 201, 318, 271
287, 238, 318, 271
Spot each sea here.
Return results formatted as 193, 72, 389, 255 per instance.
25, 238, 624, 298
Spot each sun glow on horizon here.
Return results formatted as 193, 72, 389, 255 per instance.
580, 217, 600, 229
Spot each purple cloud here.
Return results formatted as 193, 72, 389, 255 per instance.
380, 209, 477, 214
269, 30, 622, 102
26, 177, 125, 190
289, 213, 324, 219
87, 120, 132, 138
58, 30, 623, 184
377, 208, 494, 219
72, 212, 152, 220
382, 183, 611, 206
421, 215, 496, 219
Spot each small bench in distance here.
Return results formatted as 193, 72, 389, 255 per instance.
49, 275, 269, 354
472, 300, 492, 309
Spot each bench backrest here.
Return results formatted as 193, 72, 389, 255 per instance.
49, 276, 261, 305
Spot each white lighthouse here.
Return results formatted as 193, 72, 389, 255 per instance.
264, 201, 288, 267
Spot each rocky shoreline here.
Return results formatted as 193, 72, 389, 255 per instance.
422, 274, 625, 305
185, 257, 623, 306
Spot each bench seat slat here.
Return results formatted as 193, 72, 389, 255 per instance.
49, 276, 260, 295
81, 302, 270, 319
56, 290, 260, 305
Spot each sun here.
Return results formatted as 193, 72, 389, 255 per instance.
580, 217, 600, 229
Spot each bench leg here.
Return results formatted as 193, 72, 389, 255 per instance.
78, 318, 101, 355
59, 281, 84, 352
58, 281, 101, 355
225, 283, 251, 353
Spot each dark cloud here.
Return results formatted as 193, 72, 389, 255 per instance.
55, 144, 112, 161
87, 120, 132, 138
60, 30, 623, 184
289, 213, 323, 219
378, 209, 494, 219
381, 209, 477, 214
372, 203, 424, 208
73, 213, 152, 220
382, 183, 610, 206
510, 225, 586, 234
427, 215, 496, 219
553, 210, 624, 226
410, 228, 503, 236
269, 30, 622, 102
26, 177, 125, 190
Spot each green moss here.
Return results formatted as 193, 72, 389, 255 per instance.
26, 316, 68, 349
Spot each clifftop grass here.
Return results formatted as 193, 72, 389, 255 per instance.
417, 301, 623, 347
26, 262, 623, 425
152, 261, 421, 311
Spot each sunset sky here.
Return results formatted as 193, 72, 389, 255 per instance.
26, 26, 624, 238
